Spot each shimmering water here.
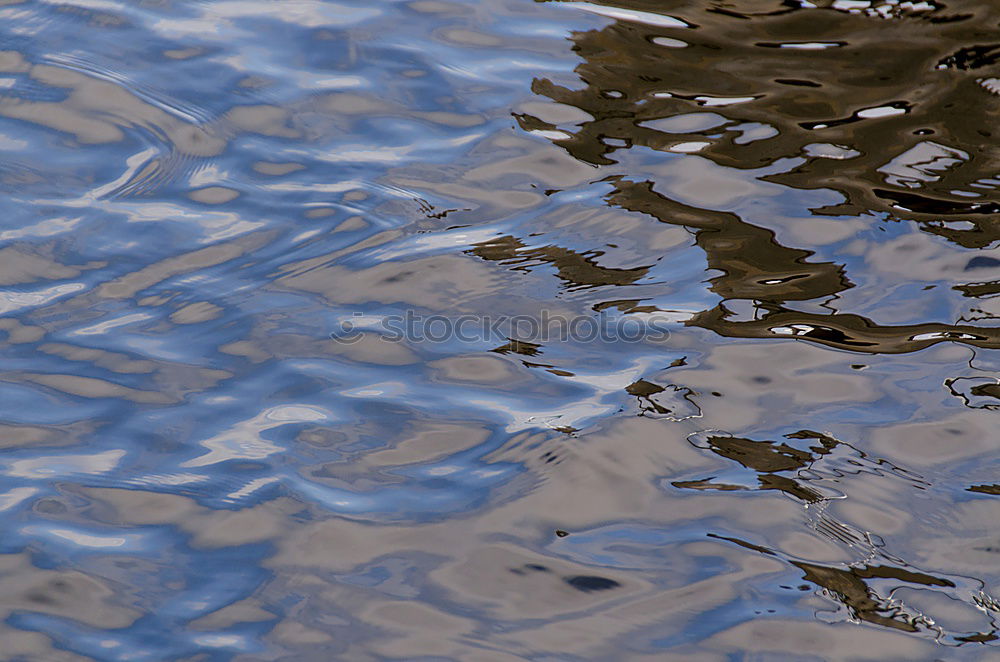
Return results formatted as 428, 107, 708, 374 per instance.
1, 0, 999, 659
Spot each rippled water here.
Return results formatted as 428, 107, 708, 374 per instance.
1, 0, 999, 659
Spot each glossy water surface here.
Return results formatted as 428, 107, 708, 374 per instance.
1, 0, 999, 659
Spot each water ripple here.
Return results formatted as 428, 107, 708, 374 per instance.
0, 0, 997, 659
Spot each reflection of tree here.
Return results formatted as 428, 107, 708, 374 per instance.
607, 178, 850, 303
500, 2, 1000, 642
468, 234, 649, 288
792, 562, 949, 633
672, 429, 921, 504
480, 2, 1000, 353
677, 430, 1000, 644
609, 177, 1000, 352
624, 378, 700, 419
526, 0, 1000, 243
712, 532, 978, 636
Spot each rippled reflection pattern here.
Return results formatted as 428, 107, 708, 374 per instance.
0, 0, 998, 659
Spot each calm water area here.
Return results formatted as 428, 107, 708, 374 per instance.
1, 0, 999, 659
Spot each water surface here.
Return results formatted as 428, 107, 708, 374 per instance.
1, 0, 998, 659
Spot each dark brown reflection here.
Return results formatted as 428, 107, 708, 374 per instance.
945, 377, 1000, 409
493, 2, 1000, 354
954, 280, 1000, 298
592, 298, 660, 314
682, 428, 998, 643
677, 428, 999, 643
527, 0, 1000, 243
711, 533, 967, 635
491, 338, 543, 356
672, 429, 924, 504
609, 177, 1000, 353
607, 178, 850, 303
468, 235, 650, 289
691, 304, 1000, 353
624, 378, 700, 419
